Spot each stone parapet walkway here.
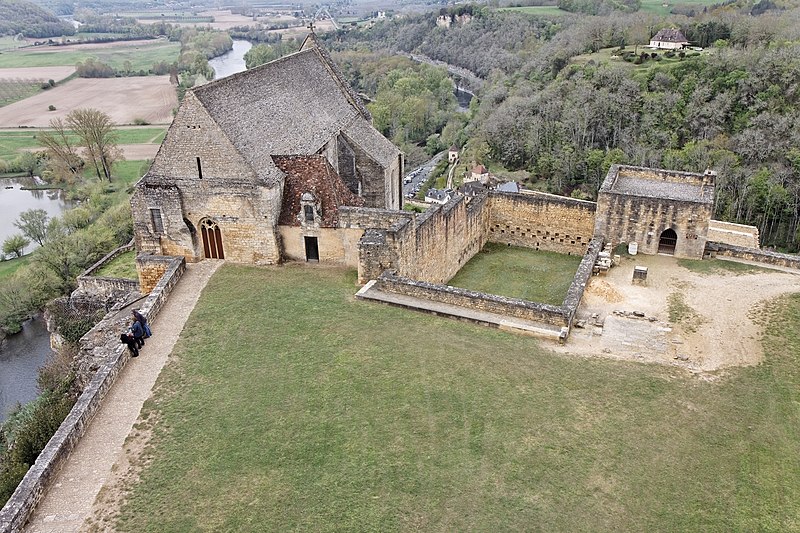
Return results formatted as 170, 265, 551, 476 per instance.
23, 260, 222, 533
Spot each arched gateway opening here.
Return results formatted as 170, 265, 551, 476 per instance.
658, 228, 677, 255
200, 218, 224, 259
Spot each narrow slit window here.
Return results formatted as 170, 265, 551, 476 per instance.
196, 157, 203, 179
150, 208, 164, 234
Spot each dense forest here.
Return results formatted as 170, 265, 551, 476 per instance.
324, 2, 800, 250
0, 0, 75, 38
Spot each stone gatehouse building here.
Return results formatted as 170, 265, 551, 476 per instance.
131, 34, 403, 265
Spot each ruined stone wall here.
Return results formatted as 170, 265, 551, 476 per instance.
0, 257, 185, 533
137, 254, 176, 294
488, 191, 596, 255
338, 206, 413, 229
351, 141, 388, 209
76, 241, 139, 300
707, 220, 760, 249
375, 271, 568, 329
595, 193, 712, 259
705, 242, 800, 269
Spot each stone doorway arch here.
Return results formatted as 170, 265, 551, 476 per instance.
658, 228, 677, 255
200, 218, 225, 259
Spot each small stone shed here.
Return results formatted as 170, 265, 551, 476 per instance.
594, 165, 715, 259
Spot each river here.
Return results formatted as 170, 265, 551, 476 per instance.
0, 176, 71, 248
0, 316, 52, 422
209, 40, 253, 80
0, 177, 70, 423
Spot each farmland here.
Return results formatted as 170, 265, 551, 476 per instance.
0, 76, 177, 127
0, 40, 180, 71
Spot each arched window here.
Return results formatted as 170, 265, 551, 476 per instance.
658, 228, 677, 255
200, 218, 224, 259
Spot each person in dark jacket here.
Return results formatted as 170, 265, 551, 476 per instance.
131, 320, 145, 349
133, 309, 151, 338
120, 331, 139, 357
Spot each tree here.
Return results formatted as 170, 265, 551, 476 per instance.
38, 117, 83, 181
65, 109, 120, 181
2, 234, 29, 258
14, 209, 50, 246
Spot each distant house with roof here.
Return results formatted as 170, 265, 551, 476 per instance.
448, 145, 459, 164
132, 34, 403, 265
425, 188, 453, 205
465, 164, 490, 185
649, 28, 689, 50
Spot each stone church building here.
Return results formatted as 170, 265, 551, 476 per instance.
131, 35, 403, 265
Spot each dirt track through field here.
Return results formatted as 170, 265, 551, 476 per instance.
0, 77, 177, 127
22, 260, 222, 533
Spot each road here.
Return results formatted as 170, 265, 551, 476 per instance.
402, 151, 445, 200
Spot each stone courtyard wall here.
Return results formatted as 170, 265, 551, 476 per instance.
705, 242, 800, 270
488, 191, 596, 255
707, 220, 760, 249
76, 241, 139, 300
0, 256, 185, 533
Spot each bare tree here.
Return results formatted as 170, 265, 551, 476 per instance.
38, 117, 83, 180
66, 109, 121, 181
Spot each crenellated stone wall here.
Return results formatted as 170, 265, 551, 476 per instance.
488, 191, 596, 255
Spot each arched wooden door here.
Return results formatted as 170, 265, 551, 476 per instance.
658, 228, 677, 255
200, 218, 224, 259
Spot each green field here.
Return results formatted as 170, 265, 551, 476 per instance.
0, 41, 180, 71
108, 264, 800, 531
112, 160, 149, 185
639, 0, 719, 15
497, 5, 569, 16
0, 256, 30, 280
571, 46, 706, 78
95, 250, 137, 279
448, 243, 582, 305
0, 128, 166, 162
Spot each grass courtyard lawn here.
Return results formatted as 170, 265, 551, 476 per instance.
114, 264, 800, 531
94, 250, 136, 279
0, 128, 165, 162
448, 242, 582, 305
0, 41, 180, 71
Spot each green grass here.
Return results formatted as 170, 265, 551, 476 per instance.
571, 46, 707, 78
496, 5, 569, 16
0, 41, 180, 71
94, 250, 136, 279
448, 243, 582, 305
639, 0, 719, 16
0, 255, 30, 280
678, 257, 771, 275
112, 160, 149, 185
112, 264, 800, 531
0, 128, 165, 162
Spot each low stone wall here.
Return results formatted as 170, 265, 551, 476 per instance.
76, 241, 139, 300
562, 238, 604, 326
0, 256, 185, 533
706, 242, 800, 270
707, 220, 760, 249
375, 270, 568, 329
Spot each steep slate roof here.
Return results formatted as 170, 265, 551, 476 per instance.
274, 155, 364, 226
651, 28, 688, 43
341, 116, 399, 168
189, 36, 388, 185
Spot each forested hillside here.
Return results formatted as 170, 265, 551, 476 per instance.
0, 0, 74, 38
327, 3, 800, 250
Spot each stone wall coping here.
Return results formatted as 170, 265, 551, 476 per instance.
489, 189, 597, 210
378, 270, 567, 317
706, 242, 800, 268
0, 255, 186, 533
79, 240, 135, 278
562, 238, 604, 324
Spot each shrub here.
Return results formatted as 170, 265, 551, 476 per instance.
133, 117, 150, 125
48, 104, 56, 111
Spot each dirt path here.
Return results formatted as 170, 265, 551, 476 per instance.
554, 254, 800, 374
23, 260, 222, 533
